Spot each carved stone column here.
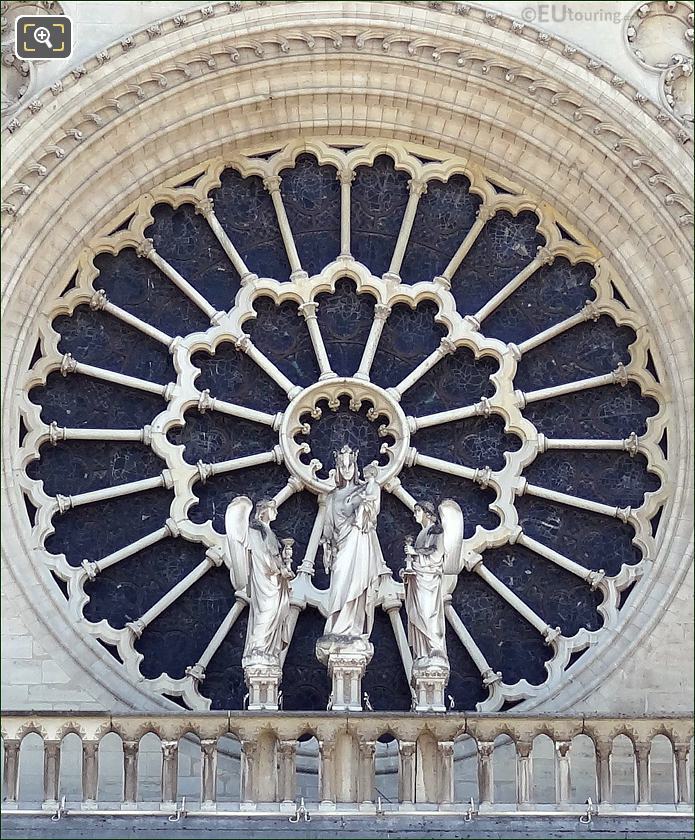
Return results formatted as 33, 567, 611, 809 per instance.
123, 740, 139, 805
556, 741, 571, 806
635, 741, 651, 806
42, 740, 61, 808
201, 739, 217, 809
477, 742, 495, 807
595, 739, 612, 805
161, 740, 178, 806
243, 660, 281, 711
277, 740, 297, 804
2, 739, 20, 805
241, 740, 258, 805
411, 660, 450, 712
316, 637, 373, 712
515, 740, 533, 808
398, 741, 416, 805
438, 741, 455, 805
358, 739, 376, 805
674, 742, 691, 806
82, 740, 99, 808
319, 740, 336, 805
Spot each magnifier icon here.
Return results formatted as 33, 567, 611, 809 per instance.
34, 26, 53, 49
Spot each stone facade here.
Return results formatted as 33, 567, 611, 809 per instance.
1, 3, 693, 825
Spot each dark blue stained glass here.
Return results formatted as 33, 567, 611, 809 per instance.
315, 278, 376, 376
94, 248, 210, 338
482, 259, 597, 345
450, 211, 545, 316
362, 608, 412, 711
243, 297, 320, 387
445, 624, 488, 711
210, 169, 292, 282
516, 495, 641, 576
146, 203, 242, 313
83, 536, 204, 630
188, 462, 290, 532
44, 487, 174, 566
296, 396, 393, 480
375, 491, 417, 577
450, 572, 551, 685
137, 564, 236, 680
522, 382, 659, 440
54, 305, 175, 385
371, 300, 446, 389
26, 440, 164, 497
280, 154, 341, 276
273, 489, 318, 575
199, 609, 249, 710
400, 174, 481, 285
350, 155, 410, 276
514, 316, 636, 392
167, 410, 278, 465
482, 543, 603, 636
400, 347, 498, 417
412, 415, 522, 472
399, 466, 499, 536
192, 342, 286, 414
282, 607, 331, 711
523, 450, 660, 509
30, 372, 166, 430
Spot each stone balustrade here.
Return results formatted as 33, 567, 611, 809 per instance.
1, 713, 692, 814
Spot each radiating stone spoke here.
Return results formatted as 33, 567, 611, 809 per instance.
194, 197, 254, 282
438, 205, 494, 282
196, 448, 283, 483
55, 471, 173, 514
518, 364, 629, 407
59, 352, 172, 397
81, 520, 178, 580
185, 597, 248, 682
46, 422, 152, 444
386, 178, 428, 280
513, 301, 601, 356
389, 337, 456, 400
263, 175, 305, 279
408, 398, 489, 432
518, 479, 632, 522
126, 546, 225, 639
235, 335, 301, 399
539, 432, 640, 455
354, 303, 391, 381
137, 238, 223, 322
298, 302, 336, 379
513, 532, 605, 588
89, 289, 174, 347
199, 390, 281, 427
444, 604, 502, 688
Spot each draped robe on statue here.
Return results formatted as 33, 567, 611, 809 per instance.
322, 482, 387, 638
244, 522, 292, 661
405, 524, 447, 661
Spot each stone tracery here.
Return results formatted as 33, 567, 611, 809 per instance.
19, 138, 667, 713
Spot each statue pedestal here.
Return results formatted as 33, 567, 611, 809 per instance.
243, 656, 281, 711
316, 635, 374, 711
411, 657, 450, 712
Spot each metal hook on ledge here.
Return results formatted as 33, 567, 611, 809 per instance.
289, 796, 311, 823
50, 795, 67, 821
168, 796, 187, 822
376, 795, 385, 816
464, 796, 477, 822
579, 797, 598, 824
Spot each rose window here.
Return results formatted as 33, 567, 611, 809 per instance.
20, 140, 667, 712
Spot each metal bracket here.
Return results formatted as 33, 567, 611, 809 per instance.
50, 796, 67, 821
579, 797, 598, 824
168, 796, 187, 822
289, 796, 311, 823
464, 796, 477, 822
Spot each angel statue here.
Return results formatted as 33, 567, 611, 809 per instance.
319, 447, 390, 643
225, 496, 295, 666
401, 499, 464, 669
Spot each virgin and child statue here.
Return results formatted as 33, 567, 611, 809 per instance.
317, 446, 390, 658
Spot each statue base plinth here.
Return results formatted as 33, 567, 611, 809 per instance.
316, 635, 374, 711
411, 656, 450, 712
243, 654, 281, 711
